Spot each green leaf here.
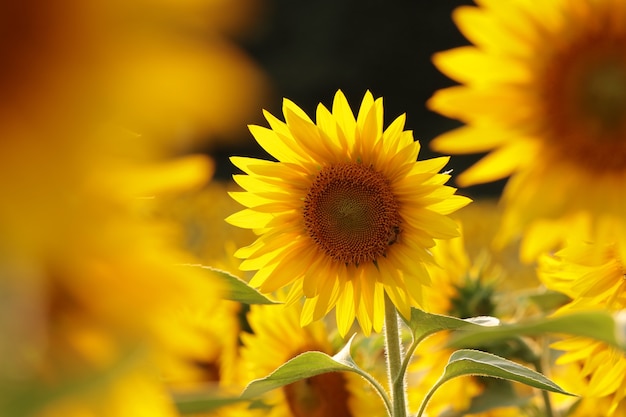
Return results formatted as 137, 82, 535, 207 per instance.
448, 310, 619, 350
241, 336, 392, 414
403, 307, 499, 343
183, 264, 279, 305
241, 351, 354, 399
416, 349, 574, 417
173, 389, 247, 414
241, 336, 360, 399
444, 350, 571, 394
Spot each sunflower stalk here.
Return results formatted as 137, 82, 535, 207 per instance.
384, 294, 408, 417
533, 336, 555, 417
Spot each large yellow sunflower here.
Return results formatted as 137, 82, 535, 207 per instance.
538, 238, 626, 416
227, 90, 470, 336
428, 0, 626, 260
239, 302, 387, 417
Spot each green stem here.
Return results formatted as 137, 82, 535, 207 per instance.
384, 294, 408, 417
534, 337, 555, 417
517, 335, 555, 417
399, 338, 420, 388
356, 368, 394, 417
415, 380, 441, 417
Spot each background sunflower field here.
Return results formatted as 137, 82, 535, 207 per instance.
3, 1, 626, 417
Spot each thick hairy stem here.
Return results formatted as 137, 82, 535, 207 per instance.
384, 293, 408, 417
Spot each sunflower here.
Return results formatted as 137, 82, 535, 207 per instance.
550, 358, 626, 417
428, 0, 626, 260
538, 238, 626, 416
238, 302, 387, 417
227, 90, 470, 336
408, 202, 539, 416
164, 299, 242, 390
422, 200, 541, 318
0, 0, 244, 414
0, 125, 224, 417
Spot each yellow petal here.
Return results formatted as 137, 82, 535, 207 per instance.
427, 85, 531, 125
427, 195, 472, 215
316, 103, 349, 151
403, 209, 461, 240
230, 156, 277, 176
382, 113, 407, 153
332, 90, 357, 144
457, 141, 535, 186
335, 280, 356, 337
430, 125, 513, 154
433, 46, 530, 85
225, 208, 273, 229
453, 5, 531, 55
248, 124, 305, 164
383, 281, 411, 321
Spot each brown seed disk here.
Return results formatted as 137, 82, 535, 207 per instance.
540, 34, 626, 172
303, 163, 401, 266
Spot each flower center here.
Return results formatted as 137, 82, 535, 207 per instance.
303, 163, 401, 266
579, 62, 626, 134
541, 34, 626, 172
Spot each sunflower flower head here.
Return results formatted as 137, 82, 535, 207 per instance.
239, 301, 387, 417
428, 0, 626, 259
409, 202, 539, 416
538, 238, 626, 416
227, 90, 470, 336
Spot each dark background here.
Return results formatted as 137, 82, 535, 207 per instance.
212, 0, 506, 198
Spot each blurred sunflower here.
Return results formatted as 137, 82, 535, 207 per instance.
429, 0, 626, 260
157, 180, 257, 273
0, 0, 268, 415
550, 359, 626, 417
408, 201, 540, 416
227, 90, 470, 336
0, 0, 269, 152
156, 181, 260, 400
165, 299, 242, 391
239, 302, 387, 417
422, 200, 540, 318
538, 238, 626, 416
0, 127, 221, 417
